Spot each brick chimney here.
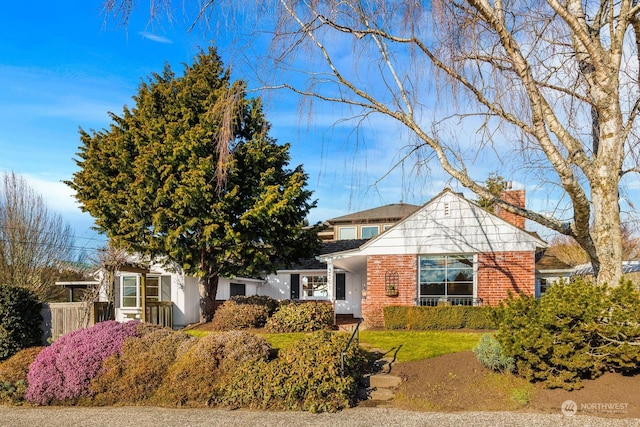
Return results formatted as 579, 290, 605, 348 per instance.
495, 188, 526, 229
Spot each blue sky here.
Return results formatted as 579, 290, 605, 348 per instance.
0, 2, 452, 258
8, 2, 637, 261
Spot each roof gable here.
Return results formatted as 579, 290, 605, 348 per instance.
323, 189, 546, 259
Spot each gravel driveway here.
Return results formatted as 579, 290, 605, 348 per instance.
0, 406, 638, 427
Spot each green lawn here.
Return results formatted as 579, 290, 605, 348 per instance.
358, 330, 483, 363
186, 329, 484, 363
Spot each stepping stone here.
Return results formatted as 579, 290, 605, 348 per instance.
368, 374, 402, 389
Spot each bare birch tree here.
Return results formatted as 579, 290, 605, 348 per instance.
102, 1, 640, 285
0, 172, 74, 300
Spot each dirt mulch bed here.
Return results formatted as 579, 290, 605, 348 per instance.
388, 351, 640, 419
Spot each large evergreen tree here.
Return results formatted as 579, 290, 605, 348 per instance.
68, 48, 319, 321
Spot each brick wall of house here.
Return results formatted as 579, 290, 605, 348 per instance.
477, 251, 536, 304
362, 251, 536, 327
362, 255, 417, 327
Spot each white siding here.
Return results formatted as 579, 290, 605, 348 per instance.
262, 273, 293, 300
358, 191, 544, 256
214, 278, 261, 300
334, 272, 362, 316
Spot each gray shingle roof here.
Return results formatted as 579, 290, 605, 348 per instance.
287, 239, 369, 270
327, 203, 420, 224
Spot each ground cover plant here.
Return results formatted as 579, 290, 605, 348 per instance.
25, 321, 140, 405
152, 330, 271, 406
0, 346, 42, 404
88, 326, 196, 405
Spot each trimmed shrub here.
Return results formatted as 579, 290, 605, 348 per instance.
152, 330, 270, 406
88, 326, 196, 405
210, 300, 270, 330
495, 278, 640, 390
265, 301, 334, 333
384, 305, 497, 330
25, 320, 141, 404
216, 330, 368, 413
230, 295, 280, 316
473, 333, 514, 373
0, 346, 43, 404
0, 285, 42, 361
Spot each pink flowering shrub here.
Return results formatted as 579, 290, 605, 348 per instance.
25, 321, 140, 405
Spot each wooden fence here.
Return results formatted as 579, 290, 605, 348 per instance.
145, 301, 173, 328
41, 302, 111, 343
41, 301, 173, 343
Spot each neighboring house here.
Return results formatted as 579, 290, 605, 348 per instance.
318, 203, 420, 241
534, 252, 574, 297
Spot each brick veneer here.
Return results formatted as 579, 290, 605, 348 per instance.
361, 251, 536, 327
477, 251, 535, 304
362, 255, 417, 327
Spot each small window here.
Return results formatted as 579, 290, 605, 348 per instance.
338, 227, 357, 240
122, 276, 138, 308
146, 276, 160, 301
302, 275, 328, 298
361, 226, 379, 239
230, 283, 246, 297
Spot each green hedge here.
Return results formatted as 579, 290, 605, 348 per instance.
383, 305, 497, 330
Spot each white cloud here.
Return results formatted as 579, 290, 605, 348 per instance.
139, 32, 173, 44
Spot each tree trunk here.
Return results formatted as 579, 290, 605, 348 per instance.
198, 274, 219, 323
591, 180, 624, 285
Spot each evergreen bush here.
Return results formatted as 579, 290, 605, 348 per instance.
25, 320, 140, 404
495, 278, 640, 390
230, 295, 280, 316
216, 330, 367, 412
0, 285, 42, 361
210, 300, 270, 330
152, 330, 270, 406
265, 301, 334, 332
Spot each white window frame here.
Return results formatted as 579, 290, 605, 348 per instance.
301, 275, 328, 298
120, 274, 170, 308
121, 275, 140, 308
